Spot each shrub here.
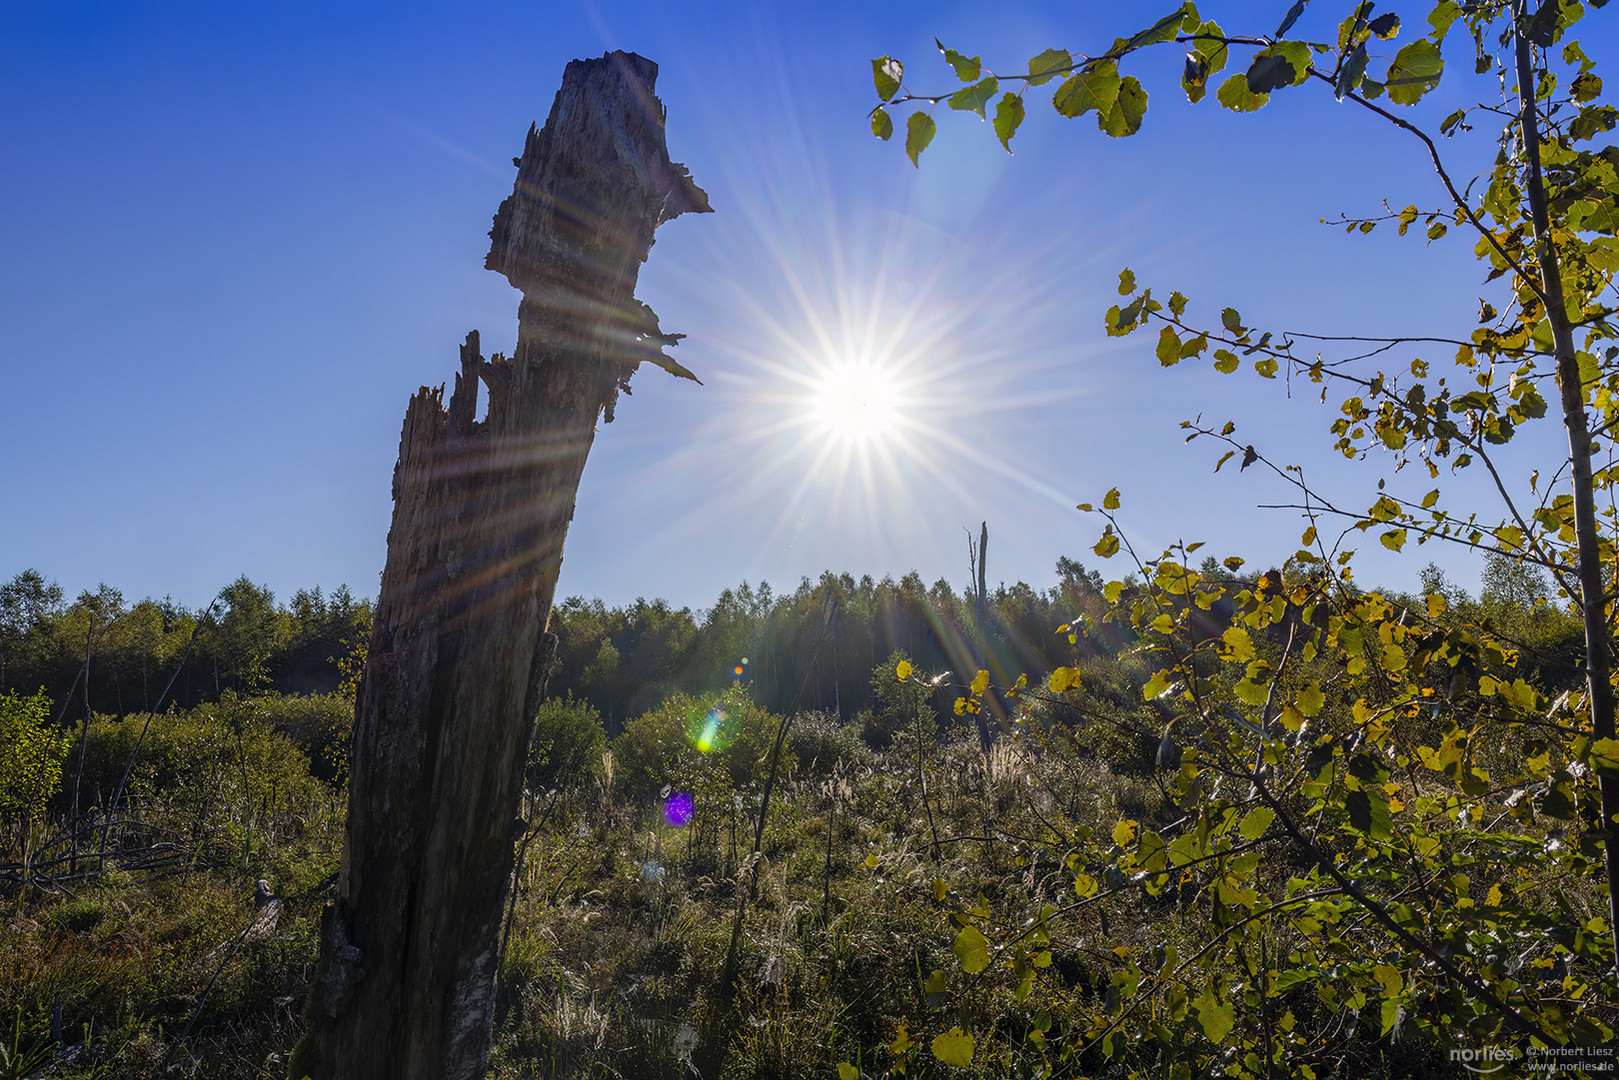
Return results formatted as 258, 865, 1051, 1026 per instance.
528, 694, 606, 792
612, 688, 786, 803
0, 690, 70, 837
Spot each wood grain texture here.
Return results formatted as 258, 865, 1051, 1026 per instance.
294, 51, 707, 1080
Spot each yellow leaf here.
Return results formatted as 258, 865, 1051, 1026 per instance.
896, 660, 913, 681
1426, 593, 1447, 617
970, 670, 990, 696
1103, 487, 1122, 510
931, 1028, 975, 1068
1372, 963, 1402, 998
1113, 819, 1138, 847
1296, 681, 1325, 717
865, 853, 880, 868
1222, 626, 1257, 662
1049, 667, 1073, 693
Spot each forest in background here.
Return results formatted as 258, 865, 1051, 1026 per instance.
0, 549, 1580, 739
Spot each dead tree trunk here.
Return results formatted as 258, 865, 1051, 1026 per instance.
292, 51, 708, 1080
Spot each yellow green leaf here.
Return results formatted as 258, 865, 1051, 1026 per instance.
1238, 806, 1275, 840
1103, 487, 1121, 510
839, 1064, 860, 1080
952, 925, 991, 974
931, 1028, 975, 1068
1222, 626, 1257, 662
1296, 681, 1325, 717
1113, 819, 1138, 847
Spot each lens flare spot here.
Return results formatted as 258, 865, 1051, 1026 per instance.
664, 791, 695, 827
687, 706, 734, 754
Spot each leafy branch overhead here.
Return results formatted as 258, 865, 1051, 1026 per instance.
869, 0, 1587, 163
867, 0, 1619, 1073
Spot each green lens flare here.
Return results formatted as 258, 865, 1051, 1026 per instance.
686, 705, 734, 754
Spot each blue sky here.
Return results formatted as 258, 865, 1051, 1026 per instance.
0, 1, 1552, 612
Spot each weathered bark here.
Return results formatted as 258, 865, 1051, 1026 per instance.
293, 51, 708, 1080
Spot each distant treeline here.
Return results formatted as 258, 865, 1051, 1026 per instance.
0, 559, 1123, 727
544, 557, 1124, 736
0, 571, 372, 714
5, 551, 1572, 734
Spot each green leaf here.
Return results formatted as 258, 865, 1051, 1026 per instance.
953, 925, 991, 973
1100, 75, 1148, 137
1571, 72, 1603, 103
1054, 64, 1120, 119
1120, 7, 1193, 53
1194, 991, 1235, 1042
1275, 0, 1307, 37
1216, 71, 1269, 112
1336, 41, 1369, 100
873, 57, 903, 101
1239, 806, 1275, 840
1368, 12, 1400, 38
937, 40, 981, 82
1027, 47, 1073, 87
1247, 51, 1298, 94
1118, 268, 1137, 295
1220, 307, 1245, 334
1345, 788, 1392, 841
1380, 528, 1406, 551
1183, 51, 1211, 103
871, 109, 894, 140
1213, 349, 1239, 373
906, 111, 936, 166
947, 77, 998, 118
993, 93, 1025, 150
1428, 1, 1462, 40
931, 1027, 975, 1068
1157, 326, 1182, 365
1386, 39, 1443, 105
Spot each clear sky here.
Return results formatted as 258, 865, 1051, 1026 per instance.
1, 0, 1555, 614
